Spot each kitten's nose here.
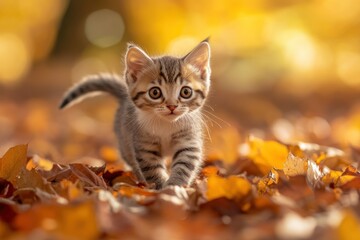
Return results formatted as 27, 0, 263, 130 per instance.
166, 105, 178, 112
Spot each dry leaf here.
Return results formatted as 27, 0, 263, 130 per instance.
207, 175, 251, 201
247, 136, 288, 174
257, 169, 279, 194
0, 145, 28, 183
283, 153, 308, 177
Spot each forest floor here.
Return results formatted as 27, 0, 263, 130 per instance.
1, 85, 360, 239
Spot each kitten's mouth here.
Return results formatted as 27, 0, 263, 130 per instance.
160, 111, 182, 121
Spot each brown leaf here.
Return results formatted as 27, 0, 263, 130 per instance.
15, 168, 55, 194
69, 164, 107, 189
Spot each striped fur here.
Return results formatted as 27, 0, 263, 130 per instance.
60, 40, 211, 189
59, 74, 128, 109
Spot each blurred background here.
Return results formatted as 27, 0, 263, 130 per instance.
0, 0, 360, 162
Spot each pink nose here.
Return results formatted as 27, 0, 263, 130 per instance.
167, 105, 178, 112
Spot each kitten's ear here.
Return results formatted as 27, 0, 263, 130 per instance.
125, 45, 153, 82
183, 40, 211, 80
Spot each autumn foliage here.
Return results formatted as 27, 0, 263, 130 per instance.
1, 130, 360, 239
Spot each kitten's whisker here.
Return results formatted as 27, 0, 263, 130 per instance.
202, 109, 231, 127
201, 113, 215, 128
200, 117, 212, 143
201, 112, 222, 128
203, 115, 214, 127
204, 105, 215, 112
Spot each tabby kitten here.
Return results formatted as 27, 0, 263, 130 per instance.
60, 40, 211, 189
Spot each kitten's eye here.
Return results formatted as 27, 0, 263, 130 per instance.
180, 86, 192, 99
148, 87, 162, 99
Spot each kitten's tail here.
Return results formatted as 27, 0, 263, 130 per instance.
59, 73, 128, 109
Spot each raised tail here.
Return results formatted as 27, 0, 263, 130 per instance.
59, 73, 128, 109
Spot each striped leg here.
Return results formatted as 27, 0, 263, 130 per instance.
134, 140, 168, 189
165, 130, 203, 187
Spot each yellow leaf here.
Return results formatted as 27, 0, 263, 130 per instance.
257, 169, 279, 194
205, 126, 241, 165
0, 144, 28, 183
26, 154, 54, 171
207, 175, 251, 201
283, 153, 308, 177
322, 170, 355, 187
337, 210, 360, 240
247, 136, 288, 174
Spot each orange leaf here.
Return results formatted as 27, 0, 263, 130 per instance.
201, 166, 219, 177
0, 144, 28, 183
207, 175, 251, 201
247, 137, 288, 174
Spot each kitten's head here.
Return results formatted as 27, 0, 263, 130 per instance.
124, 40, 211, 122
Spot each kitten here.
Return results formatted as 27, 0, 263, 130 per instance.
60, 40, 211, 189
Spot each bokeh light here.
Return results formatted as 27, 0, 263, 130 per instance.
0, 33, 30, 83
85, 9, 124, 48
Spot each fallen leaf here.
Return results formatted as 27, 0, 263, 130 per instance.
306, 160, 329, 189
283, 153, 308, 177
207, 175, 251, 201
0, 145, 28, 183
247, 136, 288, 174
322, 170, 355, 188
341, 177, 360, 190
256, 169, 279, 194
15, 168, 55, 194
69, 164, 107, 189
201, 165, 219, 177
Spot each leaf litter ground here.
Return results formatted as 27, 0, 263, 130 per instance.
1, 99, 360, 240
